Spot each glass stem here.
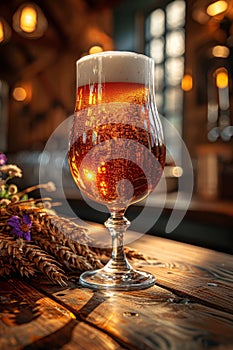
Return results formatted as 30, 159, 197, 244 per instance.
104, 211, 131, 272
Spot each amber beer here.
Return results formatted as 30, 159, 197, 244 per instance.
69, 83, 165, 206
69, 81, 165, 209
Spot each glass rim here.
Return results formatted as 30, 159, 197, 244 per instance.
76, 51, 153, 65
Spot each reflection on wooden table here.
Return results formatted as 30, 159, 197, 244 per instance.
1, 233, 233, 349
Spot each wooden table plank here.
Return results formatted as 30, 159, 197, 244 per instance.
30, 233, 233, 350
130, 235, 233, 314
83, 226, 233, 313
37, 278, 233, 349
2, 233, 233, 350
0, 278, 126, 350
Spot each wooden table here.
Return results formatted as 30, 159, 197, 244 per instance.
1, 233, 233, 349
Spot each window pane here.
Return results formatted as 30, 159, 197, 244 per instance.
145, 0, 186, 163
164, 87, 183, 112
165, 57, 184, 85
170, 115, 183, 135
166, 0, 186, 29
154, 65, 164, 91
166, 30, 185, 57
155, 93, 163, 112
150, 38, 164, 63
164, 113, 183, 162
145, 42, 150, 56
150, 9, 165, 37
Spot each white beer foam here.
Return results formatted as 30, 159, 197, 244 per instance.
76, 51, 154, 86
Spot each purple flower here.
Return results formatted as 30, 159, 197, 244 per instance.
8, 214, 32, 241
0, 153, 7, 166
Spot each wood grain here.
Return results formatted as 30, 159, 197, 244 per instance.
1, 234, 233, 350
33, 234, 233, 350
131, 235, 233, 314
0, 278, 125, 350
36, 278, 233, 350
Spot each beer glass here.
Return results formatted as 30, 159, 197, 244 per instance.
69, 51, 165, 290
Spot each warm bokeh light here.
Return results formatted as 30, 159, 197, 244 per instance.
13, 87, 27, 101
216, 69, 228, 89
20, 5, 37, 33
12, 83, 32, 102
212, 45, 229, 58
181, 74, 193, 91
165, 166, 183, 178
172, 166, 183, 178
0, 18, 11, 43
13, 3, 47, 38
0, 21, 4, 42
89, 45, 103, 55
206, 0, 228, 16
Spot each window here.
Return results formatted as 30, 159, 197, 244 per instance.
145, 0, 186, 162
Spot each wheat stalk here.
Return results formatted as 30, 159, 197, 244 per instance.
31, 212, 103, 270
23, 242, 68, 286
0, 202, 148, 286
31, 228, 94, 272
0, 234, 37, 278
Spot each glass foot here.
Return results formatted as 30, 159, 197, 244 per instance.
79, 267, 155, 290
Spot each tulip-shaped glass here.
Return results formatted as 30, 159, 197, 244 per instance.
69, 51, 166, 290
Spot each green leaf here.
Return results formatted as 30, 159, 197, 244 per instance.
20, 194, 28, 201
0, 190, 7, 198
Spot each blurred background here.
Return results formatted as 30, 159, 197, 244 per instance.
0, 0, 233, 252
